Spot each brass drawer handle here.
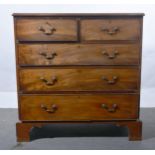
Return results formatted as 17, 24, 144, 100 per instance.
40, 76, 57, 86
41, 104, 58, 113
102, 76, 118, 85
39, 51, 57, 60
102, 50, 119, 59
101, 26, 119, 35
38, 22, 56, 35
101, 103, 118, 113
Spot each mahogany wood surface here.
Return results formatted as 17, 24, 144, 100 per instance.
19, 94, 139, 121
13, 13, 144, 142
81, 19, 141, 41
13, 13, 145, 17
16, 19, 78, 41
16, 120, 142, 142
18, 44, 140, 66
19, 68, 139, 92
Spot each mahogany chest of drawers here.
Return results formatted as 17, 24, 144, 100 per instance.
13, 13, 144, 142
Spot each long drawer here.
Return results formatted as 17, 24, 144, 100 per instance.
16, 19, 78, 41
19, 68, 139, 92
19, 94, 139, 121
81, 19, 141, 41
18, 44, 140, 66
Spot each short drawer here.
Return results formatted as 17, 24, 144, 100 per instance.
81, 19, 141, 41
19, 94, 139, 121
18, 44, 140, 66
19, 68, 139, 92
16, 19, 78, 41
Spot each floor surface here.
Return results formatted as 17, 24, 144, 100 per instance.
0, 108, 155, 150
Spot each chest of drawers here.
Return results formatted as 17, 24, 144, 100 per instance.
13, 13, 144, 142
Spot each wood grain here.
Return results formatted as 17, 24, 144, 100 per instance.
16, 19, 78, 41
19, 94, 139, 121
81, 19, 141, 41
18, 44, 140, 66
16, 120, 142, 142
19, 68, 139, 92
13, 14, 143, 142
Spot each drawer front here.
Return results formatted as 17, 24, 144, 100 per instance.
19, 94, 139, 121
19, 68, 139, 92
81, 19, 140, 41
16, 19, 78, 41
18, 44, 140, 66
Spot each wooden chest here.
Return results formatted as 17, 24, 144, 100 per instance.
13, 13, 144, 142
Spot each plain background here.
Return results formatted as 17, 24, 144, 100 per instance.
0, 4, 155, 108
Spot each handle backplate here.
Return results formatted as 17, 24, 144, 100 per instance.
38, 22, 56, 35
101, 26, 120, 35
40, 76, 57, 86
101, 103, 118, 112
102, 50, 119, 59
102, 76, 118, 85
41, 104, 58, 113
39, 51, 57, 60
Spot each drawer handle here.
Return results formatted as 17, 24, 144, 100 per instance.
40, 76, 57, 86
101, 27, 119, 35
101, 103, 118, 112
39, 51, 57, 60
102, 50, 119, 59
102, 76, 118, 85
38, 22, 56, 35
41, 104, 58, 113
